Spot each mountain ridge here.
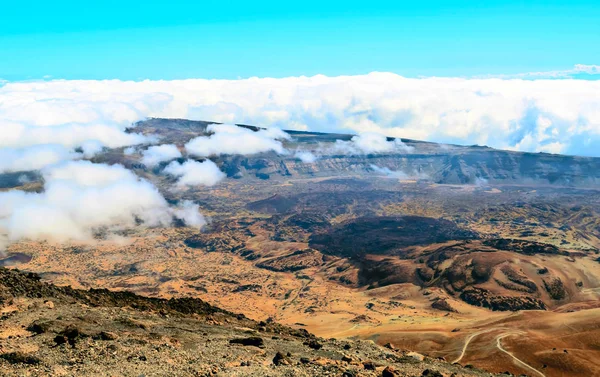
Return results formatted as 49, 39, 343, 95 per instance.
127, 118, 600, 187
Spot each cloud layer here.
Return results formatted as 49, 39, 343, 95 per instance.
2, 73, 599, 157
0, 160, 204, 250
185, 124, 290, 157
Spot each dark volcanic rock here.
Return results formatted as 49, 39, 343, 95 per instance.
272, 351, 289, 366
543, 277, 568, 300
247, 194, 298, 214
460, 287, 546, 311
0, 253, 33, 267
283, 212, 330, 231
431, 298, 458, 313
232, 284, 262, 293
256, 249, 324, 273
26, 320, 52, 335
0, 352, 41, 365
97, 331, 119, 341
422, 369, 444, 377
183, 235, 209, 249
417, 267, 435, 282
310, 216, 478, 259
229, 336, 265, 348
304, 339, 323, 350
498, 265, 538, 293
356, 258, 415, 288
57, 325, 87, 346
0, 267, 228, 317
483, 239, 566, 256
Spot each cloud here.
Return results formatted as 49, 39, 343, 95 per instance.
79, 140, 105, 158
0, 122, 151, 149
0, 160, 204, 249
163, 159, 226, 187
309, 132, 414, 156
141, 144, 182, 167
42, 160, 133, 186
0, 81, 158, 172
369, 164, 429, 180
184, 124, 290, 157
483, 64, 600, 79
172, 200, 206, 228
2, 73, 600, 156
348, 132, 413, 154
0, 122, 152, 173
350, 133, 395, 153
292, 133, 413, 160
0, 144, 80, 173
295, 151, 318, 163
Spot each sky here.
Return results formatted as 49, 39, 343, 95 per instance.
0, 1, 599, 158
2, 0, 600, 80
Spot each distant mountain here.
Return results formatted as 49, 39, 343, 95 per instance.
130, 118, 600, 187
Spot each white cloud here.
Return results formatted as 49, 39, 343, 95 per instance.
370, 164, 429, 180
163, 159, 226, 187
351, 133, 394, 153
184, 124, 290, 157
295, 151, 318, 163
0, 121, 152, 172
484, 64, 600, 79
314, 132, 414, 155
42, 160, 133, 187
1, 73, 600, 156
293, 134, 412, 159
0, 144, 80, 173
141, 144, 182, 167
348, 132, 413, 154
80, 140, 105, 158
0, 160, 205, 249
0, 81, 157, 172
0, 121, 151, 149
172, 200, 206, 228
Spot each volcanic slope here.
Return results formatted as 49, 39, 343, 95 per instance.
0, 267, 497, 377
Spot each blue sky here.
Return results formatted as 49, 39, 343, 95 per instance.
1, 0, 599, 80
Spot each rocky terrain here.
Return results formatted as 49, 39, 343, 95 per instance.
0, 267, 496, 377
1, 118, 600, 376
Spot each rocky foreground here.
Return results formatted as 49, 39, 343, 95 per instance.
0, 267, 501, 377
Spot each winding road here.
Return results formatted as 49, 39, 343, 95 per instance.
496, 333, 546, 377
453, 329, 545, 377
451, 328, 497, 364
